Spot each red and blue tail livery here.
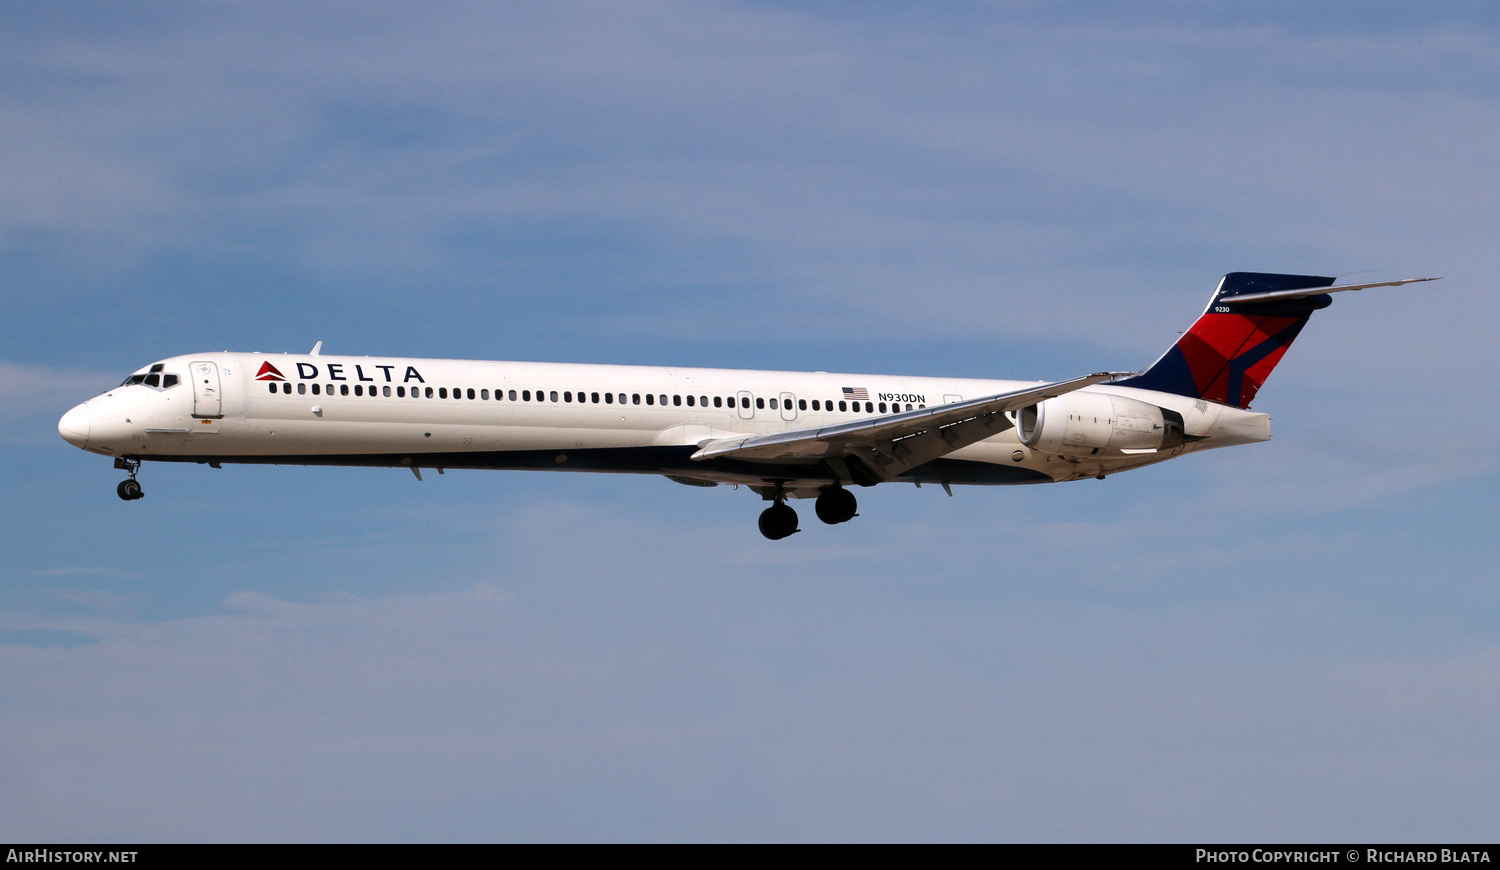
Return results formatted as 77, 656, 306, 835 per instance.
1120, 272, 1336, 408
58, 270, 1437, 538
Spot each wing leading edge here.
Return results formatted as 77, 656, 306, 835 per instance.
690, 371, 1126, 484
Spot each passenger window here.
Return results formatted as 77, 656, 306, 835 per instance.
382, 386, 391, 397
646, 394, 654, 405
467, 388, 475, 399
341, 384, 350, 396
713, 397, 722, 408
481, 389, 489, 400
355, 385, 364, 396
605, 393, 614, 404
673, 395, 682, 406
769, 398, 778, 410
799, 399, 806, 410
879, 402, 886, 413
283, 382, 291, 394
438, 387, 447, 398
756, 398, 765, 409
686, 395, 694, 407
312, 384, 321, 396
425, 387, 434, 398
811, 399, 819, 410
839, 401, 847, 411
564, 391, 572, 403
509, 390, 517, 400
522, 390, 531, 401
396, 386, 404, 397
633, 394, 641, 405
297, 383, 306, 395
592, 392, 600, 403
267, 383, 277, 394
550, 391, 558, 402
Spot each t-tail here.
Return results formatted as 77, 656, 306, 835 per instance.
1116, 272, 1438, 409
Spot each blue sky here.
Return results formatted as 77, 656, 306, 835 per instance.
3, 1, 1499, 842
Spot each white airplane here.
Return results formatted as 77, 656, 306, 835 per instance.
59, 272, 1434, 539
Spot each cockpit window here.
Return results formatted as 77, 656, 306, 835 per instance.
120, 368, 180, 391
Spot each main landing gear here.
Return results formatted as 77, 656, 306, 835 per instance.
757, 486, 860, 540
758, 501, 799, 540
115, 458, 144, 501
814, 486, 858, 525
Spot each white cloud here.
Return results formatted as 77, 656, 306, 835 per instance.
3, 576, 1499, 841
6, 3, 1497, 347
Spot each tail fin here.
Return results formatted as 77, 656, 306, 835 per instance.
1116, 272, 1336, 409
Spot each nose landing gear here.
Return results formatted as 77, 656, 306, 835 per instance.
115, 457, 144, 501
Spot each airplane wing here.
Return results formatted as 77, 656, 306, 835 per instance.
690, 371, 1125, 484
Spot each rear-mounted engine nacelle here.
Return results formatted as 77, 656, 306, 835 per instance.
1016, 392, 1185, 456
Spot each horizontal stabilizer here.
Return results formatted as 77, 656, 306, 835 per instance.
1222, 276, 1440, 305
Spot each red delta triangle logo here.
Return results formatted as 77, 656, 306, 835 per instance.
255, 361, 286, 381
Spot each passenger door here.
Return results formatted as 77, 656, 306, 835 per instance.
191, 360, 223, 419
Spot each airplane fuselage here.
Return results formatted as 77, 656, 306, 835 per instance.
58, 273, 1431, 538
59, 351, 1269, 494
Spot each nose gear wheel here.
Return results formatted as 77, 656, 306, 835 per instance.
116, 457, 144, 501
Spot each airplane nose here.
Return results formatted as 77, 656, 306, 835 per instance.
58, 403, 91, 448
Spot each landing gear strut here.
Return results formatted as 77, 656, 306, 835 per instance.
116, 458, 144, 501
814, 486, 858, 525
758, 499, 799, 540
